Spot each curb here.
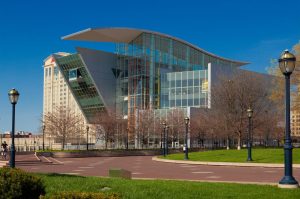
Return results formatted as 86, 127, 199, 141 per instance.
35, 153, 52, 163
133, 177, 277, 186
48, 157, 64, 164
152, 157, 300, 168
34, 152, 41, 162
41, 156, 53, 163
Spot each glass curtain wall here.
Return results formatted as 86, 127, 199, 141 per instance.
116, 32, 240, 128
56, 54, 105, 123
160, 70, 208, 108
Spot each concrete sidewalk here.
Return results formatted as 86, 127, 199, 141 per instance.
0, 160, 9, 167
152, 157, 300, 168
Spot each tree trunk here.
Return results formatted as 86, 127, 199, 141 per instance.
237, 132, 241, 150
62, 135, 65, 150
226, 136, 230, 150
142, 133, 144, 149
105, 132, 108, 149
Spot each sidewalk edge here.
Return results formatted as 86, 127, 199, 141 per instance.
152, 156, 300, 168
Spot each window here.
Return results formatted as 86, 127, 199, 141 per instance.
64, 68, 82, 81
176, 99, 181, 106
69, 69, 78, 81
182, 79, 187, 87
54, 66, 59, 76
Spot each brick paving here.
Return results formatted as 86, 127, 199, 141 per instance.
15, 153, 300, 184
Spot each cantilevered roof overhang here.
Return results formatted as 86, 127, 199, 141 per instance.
62, 27, 249, 66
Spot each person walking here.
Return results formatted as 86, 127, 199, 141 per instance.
2, 141, 8, 160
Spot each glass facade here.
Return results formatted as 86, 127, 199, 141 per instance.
56, 30, 243, 126
116, 32, 239, 126
55, 54, 105, 122
160, 70, 208, 108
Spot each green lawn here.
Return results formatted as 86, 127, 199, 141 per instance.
162, 148, 300, 163
39, 174, 300, 199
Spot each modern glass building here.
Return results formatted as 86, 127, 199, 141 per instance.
54, 28, 248, 130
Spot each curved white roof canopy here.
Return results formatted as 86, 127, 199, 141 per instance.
62, 27, 249, 66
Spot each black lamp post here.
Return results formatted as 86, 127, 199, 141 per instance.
278, 50, 299, 188
246, 108, 253, 161
42, 125, 45, 151
162, 121, 167, 157
166, 125, 169, 155
160, 129, 163, 149
126, 128, 129, 150
8, 88, 19, 168
86, 126, 89, 150
184, 117, 189, 160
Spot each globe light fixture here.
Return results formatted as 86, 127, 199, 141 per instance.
278, 50, 296, 75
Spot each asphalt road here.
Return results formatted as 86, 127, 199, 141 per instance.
13, 153, 300, 185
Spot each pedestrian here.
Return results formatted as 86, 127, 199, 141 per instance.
2, 141, 8, 160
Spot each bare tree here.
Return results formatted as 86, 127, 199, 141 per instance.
166, 109, 185, 148
115, 117, 127, 149
137, 110, 155, 148
207, 72, 275, 150
93, 112, 117, 149
190, 110, 211, 149
151, 113, 164, 148
43, 106, 84, 150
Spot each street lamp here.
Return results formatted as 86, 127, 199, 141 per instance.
246, 108, 253, 161
8, 88, 20, 168
166, 125, 169, 155
278, 49, 299, 188
184, 117, 189, 160
42, 125, 46, 151
126, 128, 129, 150
162, 121, 167, 157
160, 128, 163, 149
86, 126, 89, 150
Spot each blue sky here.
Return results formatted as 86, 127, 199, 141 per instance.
0, 0, 300, 133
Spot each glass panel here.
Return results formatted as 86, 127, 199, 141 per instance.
54, 66, 59, 76
182, 79, 187, 87
68, 69, 77, 81
55, 54, 105, 123
176, 99, 181, 106
182, 99, 187, 106
188, 99, 193, 106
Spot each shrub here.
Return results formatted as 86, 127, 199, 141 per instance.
0, 167, 45, 199
41, 192, 120, 199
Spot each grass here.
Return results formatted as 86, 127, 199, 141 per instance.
162, 148, 300, 163
38, 173, 300, 199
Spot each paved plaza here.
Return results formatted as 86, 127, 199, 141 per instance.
8, 153, 300, 185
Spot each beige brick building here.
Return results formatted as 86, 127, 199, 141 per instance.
291, 110, 300, 137
43, 52, 84, 117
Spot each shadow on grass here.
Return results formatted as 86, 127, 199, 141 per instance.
38, 173, 86, 178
